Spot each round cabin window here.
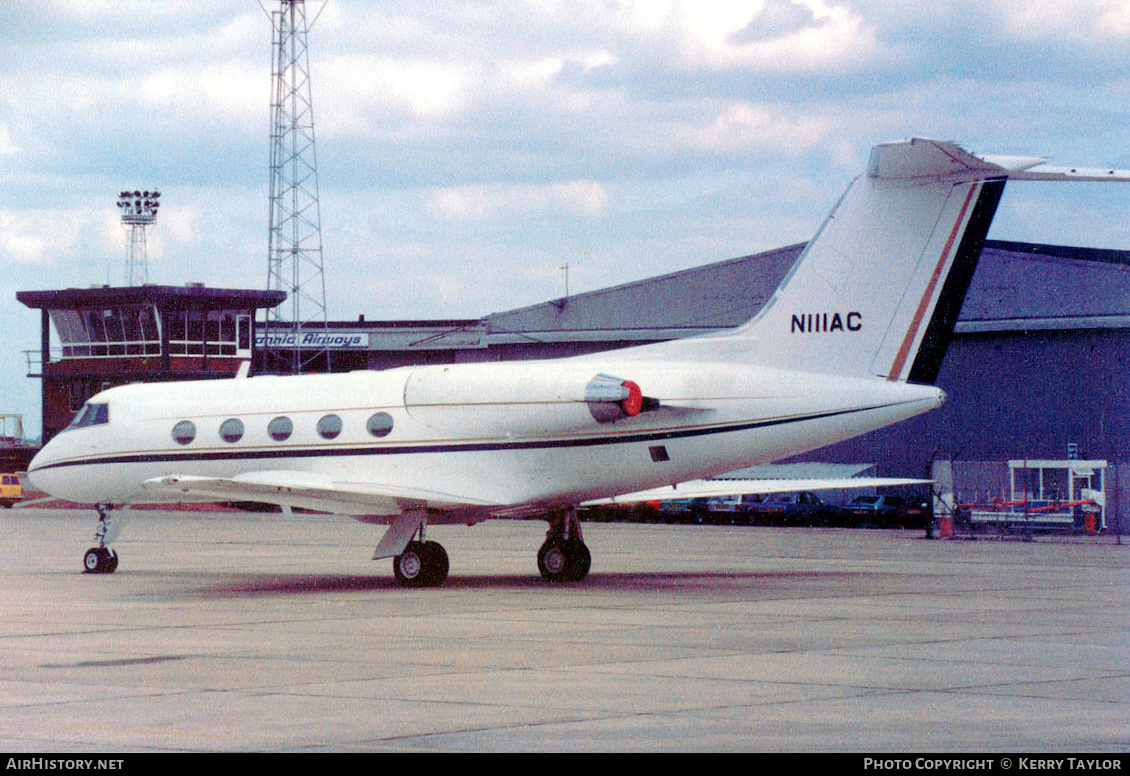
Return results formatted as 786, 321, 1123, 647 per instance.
171, 420, 197, 445
268, 416, 293, 442
366, 412, 394, 438
317, 414, 342, 440
219, 418, 244, 444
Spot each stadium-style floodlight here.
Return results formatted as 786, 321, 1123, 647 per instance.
117, 189, 160, 285
117, 190, 160, 225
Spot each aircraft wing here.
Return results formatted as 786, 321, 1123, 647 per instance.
584, 477, 931, 506
143, 470, 928, 514
140, 471, 501, 519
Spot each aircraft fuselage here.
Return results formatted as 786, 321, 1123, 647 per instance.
28, 354, 943, 517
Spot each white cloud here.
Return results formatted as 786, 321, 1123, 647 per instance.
0, 122, 18, 155
318, 55, 470, 134
990, 0, 1130, 43
681, 102, 835, 154
731, 0, 826, 43
379, 60, 470, 118
425, 180, 609, 222
0, 209, 119, 268
577, 0, 878, 74
2, 232, 45, 265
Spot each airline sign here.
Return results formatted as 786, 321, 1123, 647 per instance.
255, 330, 369, 349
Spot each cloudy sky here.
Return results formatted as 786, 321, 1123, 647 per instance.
4, 0, 1130, 437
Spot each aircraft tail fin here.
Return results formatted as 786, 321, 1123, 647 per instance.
726, 137, 1130, 384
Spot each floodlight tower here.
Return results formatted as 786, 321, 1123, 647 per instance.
117, 190, 160, 286
265, 0, 329, 374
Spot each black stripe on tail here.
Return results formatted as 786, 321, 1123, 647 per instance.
906, 179, 1007, 385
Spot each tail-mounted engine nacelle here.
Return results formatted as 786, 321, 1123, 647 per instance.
584, 373, 644, 423
403, 365, 656, 436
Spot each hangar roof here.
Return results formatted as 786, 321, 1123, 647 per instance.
486, 243, 801, 342
326, 239, 1130, 353
955, 241, 1130, 332
484, 240, 1130, 341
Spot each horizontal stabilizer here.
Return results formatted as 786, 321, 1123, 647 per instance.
986, 162, 1130, 182
870, 139, 1130, 182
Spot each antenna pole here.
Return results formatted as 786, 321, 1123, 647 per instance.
265, 0, 329, 374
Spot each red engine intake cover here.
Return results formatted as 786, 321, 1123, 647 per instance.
620, 380, 643, 417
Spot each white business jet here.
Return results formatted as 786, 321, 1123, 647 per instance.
27, 138, 1130, 585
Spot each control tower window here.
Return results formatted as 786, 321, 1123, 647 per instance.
50, 305, 160, 358
167, 308, 247, 357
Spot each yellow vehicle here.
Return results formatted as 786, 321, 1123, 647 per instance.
1, 473, 22, 508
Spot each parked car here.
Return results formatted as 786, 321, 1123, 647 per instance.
896, 497, 933, 528
659, 497, 712, 523
746, 491, 836, 526
843, 494, 931, 528
705, 494, 764, 525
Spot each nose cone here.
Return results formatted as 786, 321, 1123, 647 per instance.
26, 431, 130, 504
26, 436, 92, 502
26, 442, 60, 496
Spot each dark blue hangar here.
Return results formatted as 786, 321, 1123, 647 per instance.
17, 239, 1130, 529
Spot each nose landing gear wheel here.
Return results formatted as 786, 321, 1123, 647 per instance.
83, 547, 118, 574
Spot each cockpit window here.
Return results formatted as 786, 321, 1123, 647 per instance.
66, 403, 109, 431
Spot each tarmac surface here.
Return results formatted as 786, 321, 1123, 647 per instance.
1, 507, 1127, 752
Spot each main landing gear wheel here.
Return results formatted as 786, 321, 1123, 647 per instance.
393, 540, 449, 587
538, 509, 591, 583
537, 538, 591, 583
83, 547, 118, 574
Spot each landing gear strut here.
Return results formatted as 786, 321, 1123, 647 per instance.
538, 510, 591, 583
83, 504, 124, 574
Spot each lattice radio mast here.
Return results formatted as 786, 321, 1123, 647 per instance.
264, 0, 329, 374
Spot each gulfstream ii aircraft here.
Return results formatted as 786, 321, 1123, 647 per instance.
28, 138, 1130, 585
